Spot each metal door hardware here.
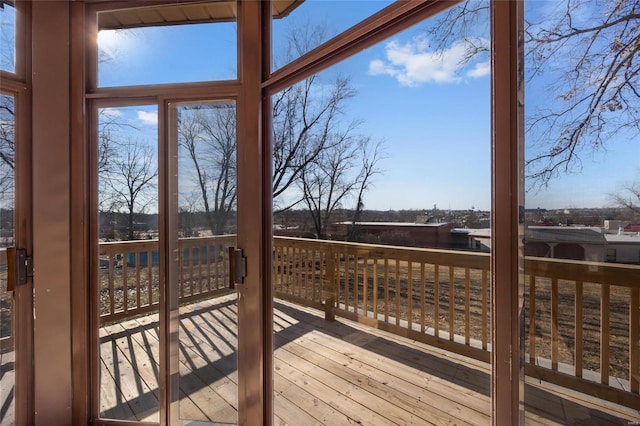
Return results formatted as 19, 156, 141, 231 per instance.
7, 247, 33, 291
228, 247, 247, 288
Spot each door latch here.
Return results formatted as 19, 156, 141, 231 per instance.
228, 247, 247, 288
7, 247, 33, 291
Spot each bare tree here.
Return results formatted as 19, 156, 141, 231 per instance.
176, 22, 382, 233
108, 139, 158, 240
299, 135, 383, 239
348, 140, 385, 241
424, 0, 640, 188
272, 74, 357, 210
178, 104, 236, 235
0, 95, 15, 200
610, 177, 640, 221
272, 22, 360, 211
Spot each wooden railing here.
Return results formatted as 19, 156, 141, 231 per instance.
100, 235, 640, 410
523, 257, 640, 408
273, 237, 491, 361
99, 235, 235, 324
274, 237, 640, 410
0, 248, 12, 353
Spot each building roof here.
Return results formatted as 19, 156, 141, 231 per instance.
467, 228, 491, 238
605, 234, 640, 244
335, 221, 450, 228
526, 226, 607, 244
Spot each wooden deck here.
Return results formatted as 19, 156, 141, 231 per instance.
96, 294, 640, 425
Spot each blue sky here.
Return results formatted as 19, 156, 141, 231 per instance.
96, 0, 639, 212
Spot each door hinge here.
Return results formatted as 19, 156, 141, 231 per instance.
7, 247, 33, 291
228, 247, 247, 288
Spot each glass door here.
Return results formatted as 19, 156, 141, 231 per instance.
0, 89, 31, 425
168, 100, 238, 424
0, 91, 17, 426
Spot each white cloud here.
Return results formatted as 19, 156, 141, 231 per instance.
369, 35, 490, 86
137, 110, 158, 125
467, 60, 490, 78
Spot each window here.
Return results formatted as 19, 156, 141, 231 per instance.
96, 2, 238, 87
0, 1, 16, 73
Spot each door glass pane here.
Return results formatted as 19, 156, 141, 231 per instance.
271, 4, 493, 423
0, 2, 16, 73
0, 93, 15, 425
171, 101, 238, 424
97, 104, 160, 422
97, 2, 238, 87
523, 0, 640, 423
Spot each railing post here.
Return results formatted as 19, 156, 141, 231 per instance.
325, 247, 336, 321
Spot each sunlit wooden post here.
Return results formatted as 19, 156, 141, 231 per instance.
491, 0, 525, 424
325, 247, 336, 321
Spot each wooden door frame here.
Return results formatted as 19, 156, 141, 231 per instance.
71, 0, 527, 424
0, 2, 34, 423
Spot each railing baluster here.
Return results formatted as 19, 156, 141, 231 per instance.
294, 247, 300, 297
395, 259, 400, 326
529, 275, 536, 364
482, 269, 487, 350
311, 249, 316, 302
354, 254, 359, 315
551, 278, 558, 371
198, 242, 204, 295
206, 244, 212, 292
108, 252, 115, 316
305, 248, 310, 300
420, 263, 426, 334
147, 250, 153, 307
434, 264, 440, 339
449, 266, 454, 342
325, 248, 335, 321
336, 251, 344, 307
189, 245, 195, 297
345, 252, 350, 312
135, 251, 141, 310
286, 245, 292, 292
363, 255, 369, 318
575, 281, 583, 378
631, 286, 639, 394
465, 268, 470, 346
318, 250, 323, 302
384, 257, 389, 323
373, 258, 378, 321
123, 251, 128, 313
407, 261, 413, 330
601, 284, 610, 385
179, 247, 185, 299
215, 242, 220, 290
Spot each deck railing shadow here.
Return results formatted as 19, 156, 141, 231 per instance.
99, 296, 633, 424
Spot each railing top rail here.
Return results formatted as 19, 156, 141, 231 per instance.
273, 236, 491, 269
178, 235, 236, 243
99, 235, 236, 253
99, 239, 159, 247
99, 239, 159, 255
525, 256, 640, 287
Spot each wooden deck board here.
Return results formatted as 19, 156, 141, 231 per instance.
277, 307, 490, 415
23, 295, 633, 425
